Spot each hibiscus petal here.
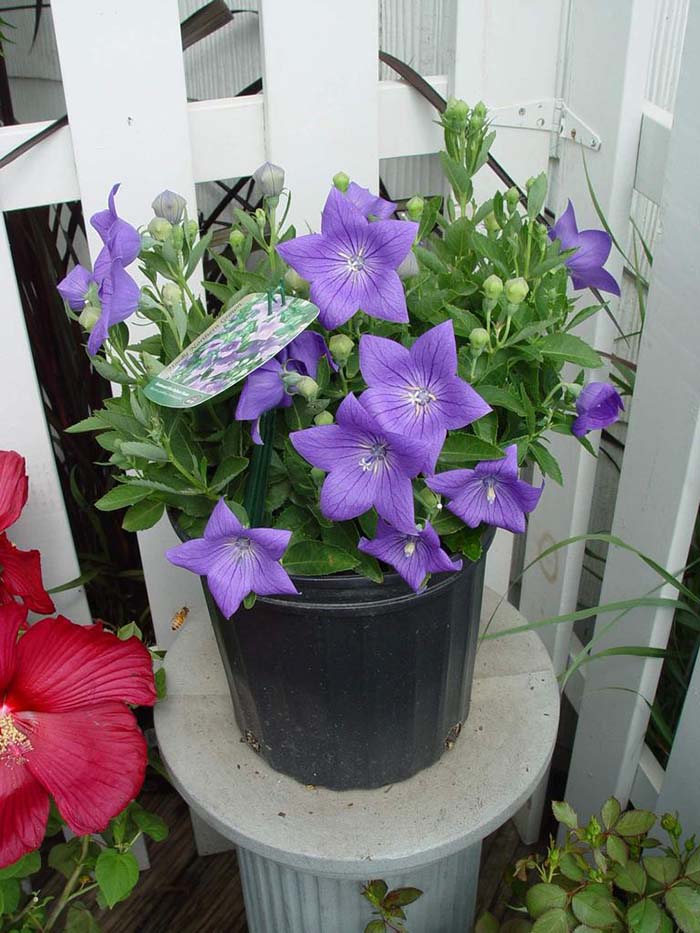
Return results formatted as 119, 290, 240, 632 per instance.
0, 602, 26, 693
0, 763, 48, 870
0, 535, 54, 614
0, 451, 27, 533
18, 703, 147, 835
7, 616, 156, 712
359, 334, 411, 388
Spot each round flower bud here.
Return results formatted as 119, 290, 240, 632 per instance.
470, 101, 487, 128
147, 217, 172, 242
78, 305, 101, 332
397, 251, 419, 280
563, 382, 583, 399
406, 196, 424, 221
170, 224, 184, 251
314, 411, 334, 426
525, 176, 536, 191
332, 171, 350, 193
310, 467, 325, 484
284, 268, 307, 293
253, 161, 285, 200
162, 283, 181, 307
504, 277, 529, 304
505, 187, 520, 212
229, 229, 246, 252
444, 97, 470, 129
151, 189, 187, 224
295, 376, 320, 401
484, 212, 499, 233
469, 327, 490, 351
255, 208, 267, 231
329, 334, 354, 364
185, 219, 199, 241
482, 274, 504, 300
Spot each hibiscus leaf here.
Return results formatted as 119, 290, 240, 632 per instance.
282, 540, 359, 575
65, 904, 101, 932
0, 850, 40, 880
95, 848, 140, 909
0, 878, 20, 915
131, 804, 169, 842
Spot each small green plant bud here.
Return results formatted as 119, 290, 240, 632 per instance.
253, 161, 285, 199
255, 208, 267, 231
504, 277, 529, 304
661, 813, 682, 838
406, 196, 424, 221
284, 267, 307, 294
470, 101, 487, 127
310, 467, 325, 484
162, 283, 181, 307
563, 382, 583, 399
229, 229, 246, 252
525, 176, 536, 191
185, 218, 199, 241
445, 97, 470, 127
482, 274, 504, 300
505, 186, 520, 212
329, 334, 354, 363
686, 838, 695, 853
78, 305, 101, 332
148, 217, 172, 242
469, 327, 490, 351
170, 224, 184, 251
143, 353, 165, 377
484, 212, 499, 233
332, 171, 350, 193
314, 411, 334, 426
296, 376, 320, 400
151, 189, 187, 224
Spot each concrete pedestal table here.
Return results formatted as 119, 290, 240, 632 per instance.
155, 588, 559, 933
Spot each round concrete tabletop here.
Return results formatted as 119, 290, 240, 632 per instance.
155, 587, 559, 877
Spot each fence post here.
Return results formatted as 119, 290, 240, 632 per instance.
0, 217, 91, 623
50, 0, 207, 648
565, 0, 700, 817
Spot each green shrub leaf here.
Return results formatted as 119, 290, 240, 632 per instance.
602, 797, 622, 830
551, 800, 578, 830
616, 810, 656, 837
95, 848, 140, 909
614, 860, 646, 895
531, 908, 570, 932
282, 541, 359, 575
665, 886, 700, 932
526, 883, 568, 919
571, 886, 618, 928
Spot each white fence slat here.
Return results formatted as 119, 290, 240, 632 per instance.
565, 0, 700, 816
0, 217, 91, 624
259, 0, 379, 228
51, 0, 207, 649
0, 121, 79, 211
634, 103, 673, 205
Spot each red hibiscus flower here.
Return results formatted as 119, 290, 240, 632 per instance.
0, 604, 157, 867
0, 451, 54, 614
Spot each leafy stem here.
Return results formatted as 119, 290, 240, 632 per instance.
44, 835, 90, 932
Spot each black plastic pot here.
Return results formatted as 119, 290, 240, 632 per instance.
174, 517, 493, 790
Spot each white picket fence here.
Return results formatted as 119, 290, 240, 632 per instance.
0, 0, 697, 844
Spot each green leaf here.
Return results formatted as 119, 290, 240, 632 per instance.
626, 898, 663, 933
65, 905, 101, 932
95, 485, 154, 512
538, 333, 603, 369
383, 887, 422, 908
438, 433, 505, 466
364, 921, 385, 933
91, 355, 135, 385
444, 216, 472, 256
614, 860, 646, 895
527, 173, 548, 220
616, 810, 656, 838
48, 839, 83, 879
526, 883, 568, 919
211, 456, 249, 493
364, 880, 388, 906
95, 848, 140, 909
477, 385, 525, 416
476, 912, 501, 933
571, 886, 618, 928
440, 151, 472, 199
602, 797, 622, 830
282, 541, 359, 576
119, 441, 170, 462
0, 878, 20, 914
665, 886, 700, 932
122, 499, 165, 532
644, 856, 680, 886
684, 849, 700, 883
0, 850, 40, 880
414, 245, 449, 275
531, 909, 570, 932
559, 853, 586, 882
154, 666, 167, 700
606, 834, 628, 866
552, 800, 578, 830
117, 622, 142, 641
131, 806, 169, 842
184, 229, 213, 279
529, 441, 563, 485
65, 415, 108, 434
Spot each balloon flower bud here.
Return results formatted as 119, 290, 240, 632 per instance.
185, 219, 199, 241
148, 217, 172, 242
229, 229, 246, 252
329, 334, 354, 364
332, 171, 350, 193
525, 176, 536, 191
469, 328, 490, 351
296, 376, 320, 401
170, 224, 184, 251
151, 189, 187, 224
504, 277, 529, 305
78, 305, 101, 332
310, 467, 325, 485
284, 268, 307, 294
253, 161, 285, 200
162, 283, 182, 307
482, 274, 504, 300
484, 212, 499, 233
255, 208, 267, 231
314, 411, 334, 426
406, 196, 424, 222
444, 97, 470, 129
563, 382, 583, 400
505, 187, 520, 212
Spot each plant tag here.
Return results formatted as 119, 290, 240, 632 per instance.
143, 292, 319, 408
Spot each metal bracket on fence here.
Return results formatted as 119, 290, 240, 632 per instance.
489, 98, 602, 152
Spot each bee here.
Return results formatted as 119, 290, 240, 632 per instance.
170, 606, 190, 631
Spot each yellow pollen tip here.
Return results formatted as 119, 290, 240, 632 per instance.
0, 714, 32, 765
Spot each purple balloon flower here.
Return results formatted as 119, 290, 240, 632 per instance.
359, 519, 461, 592
549, 201, 620, 296
57, 184, 141, 356
235, 331, 334, 443
571, 382, 623, 438
166, 499, 298, 619
360, 321, 492, 473
276, 187, 417, 330
290, 393, 424, 532
345, 182, 396, 220
426, 445, 543, 534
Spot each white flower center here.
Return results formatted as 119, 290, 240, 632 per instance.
403, 538, 417, 557
408, 385, 436, 413
359, 441, 388, 473
342, 248, 366, 274
483, 478, 497, 504
229, 536, 254, 558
